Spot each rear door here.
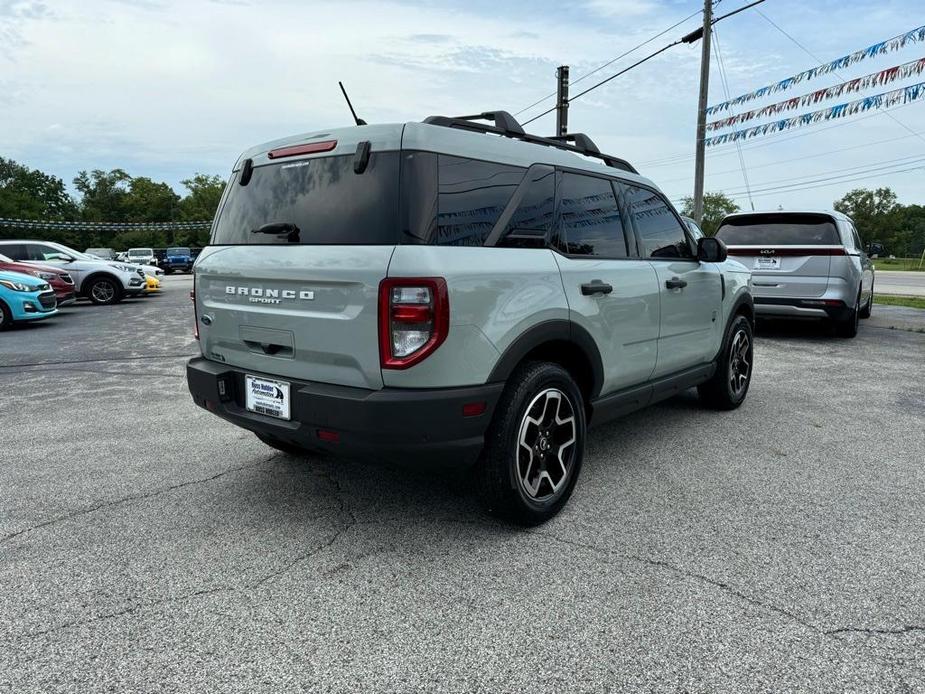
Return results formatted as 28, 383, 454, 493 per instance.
621, 183, 721, 377
551, 171, 660, 395
196, 147, 401, 390
716, 213, 842, 298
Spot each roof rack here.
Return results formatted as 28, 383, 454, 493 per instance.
421, 111, 637, 174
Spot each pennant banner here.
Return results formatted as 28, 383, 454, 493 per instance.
0, 217, 212, 232
707, 24, 925, 116
705, 80, 925, 147
707, 57, 925, 132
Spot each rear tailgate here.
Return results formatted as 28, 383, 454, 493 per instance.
196, 246, 393, 389
725, 246, 839, 297
194, 128, 403, 390
716, 212, 844, 298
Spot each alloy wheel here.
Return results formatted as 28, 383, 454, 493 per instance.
728, 329, 751, 397
92, 280, 116, 303
516, 388, 577, 501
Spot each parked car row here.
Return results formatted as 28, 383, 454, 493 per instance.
0, 240, 164, 330
84, 246, 200, 274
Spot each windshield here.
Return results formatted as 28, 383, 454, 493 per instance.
166, 247, 190, 255
211, 153, 400, 245
128, 249, 152, 256
716, 213, 840, 245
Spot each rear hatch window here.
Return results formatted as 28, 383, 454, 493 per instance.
211, 153, 400, 245
715, 213, 839, 245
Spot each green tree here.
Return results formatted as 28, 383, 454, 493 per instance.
0, 158, 76, 220
833, 187, 900, 246
125, 177, 181, 222
680, 191, 740, 236
180, 173, 226, 221
74, 168, 133, 222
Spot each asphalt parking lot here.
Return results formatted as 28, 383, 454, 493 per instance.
2, 276, 924, 693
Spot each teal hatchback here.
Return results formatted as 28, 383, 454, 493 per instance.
0, 269, 58, 329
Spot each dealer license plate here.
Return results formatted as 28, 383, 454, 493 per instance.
245, 375, 291, 420
754, 256, 782, 270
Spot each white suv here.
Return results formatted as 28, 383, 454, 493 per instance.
0, 240, 147, 304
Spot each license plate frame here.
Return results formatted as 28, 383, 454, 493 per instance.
244, 374, 291, 421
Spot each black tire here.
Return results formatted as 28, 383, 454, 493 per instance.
835, 291, 860, 337
0, 300, 12, 330
85, 276, 123, 305
698, 313, 753, 410
859, 283, 873, 319
255, 432, 309, 457
478, 361, 586, 525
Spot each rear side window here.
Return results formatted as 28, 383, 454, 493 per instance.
211, 153, 400, 245
715, 213, 840, 245
434, 156, 524, 246
498, 165, 555, 248
558, 173, 628, 257
622, 184, 693, 259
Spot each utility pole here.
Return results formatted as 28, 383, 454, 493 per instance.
692, 0, 713, 224
555, 65, 570, 137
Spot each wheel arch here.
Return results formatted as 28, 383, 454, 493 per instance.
487, 320, 604, 403
79, 271, 123, 297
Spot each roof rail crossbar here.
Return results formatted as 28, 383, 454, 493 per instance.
422, 112, 638, 174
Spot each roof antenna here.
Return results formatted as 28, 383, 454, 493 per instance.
338, 81, 367, 126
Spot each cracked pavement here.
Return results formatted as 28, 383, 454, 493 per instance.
1, 276, 924, 693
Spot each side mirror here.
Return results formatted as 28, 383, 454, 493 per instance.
697, 237, 727, 263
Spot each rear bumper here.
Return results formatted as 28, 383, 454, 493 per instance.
754, 297, 852, 320
186, 357, 503, 467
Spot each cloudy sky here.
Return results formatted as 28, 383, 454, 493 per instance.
3, 0, 924, 211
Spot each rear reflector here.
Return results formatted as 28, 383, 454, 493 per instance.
267, 140, 337, 159
317, 429, 340, 443
462, 402, 487, 417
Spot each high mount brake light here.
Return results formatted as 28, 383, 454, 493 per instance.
378, 278, 449, 369
267, 140, 337, 159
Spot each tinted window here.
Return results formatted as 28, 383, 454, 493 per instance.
558, 173, 628, 257
499, 165, 555, 248
623, 184, 692, 259
0, 244, 27, 260
434, 156, 524, 246
715, 213, 840, 245
211, 153, 400, 245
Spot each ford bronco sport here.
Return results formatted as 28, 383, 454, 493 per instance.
187, 111, 754, 523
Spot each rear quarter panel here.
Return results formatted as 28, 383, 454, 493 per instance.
383, 246, 569, 388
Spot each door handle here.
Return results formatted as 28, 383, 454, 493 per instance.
665, 277, 687, 290
581, 281, 613, 296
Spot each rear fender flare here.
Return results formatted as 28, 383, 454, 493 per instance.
487, 320, 604, 399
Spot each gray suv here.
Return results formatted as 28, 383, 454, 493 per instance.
715, 210, 874, 337
187, 111, 754, 523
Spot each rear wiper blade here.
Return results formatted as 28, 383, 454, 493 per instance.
251, 222, 300, 242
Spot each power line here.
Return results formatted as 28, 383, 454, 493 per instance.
711, 25, 754, 209
512, 8, 703, 118
729, 163, 925, 199
655, 130, 925, 184
521, 0, 768, 128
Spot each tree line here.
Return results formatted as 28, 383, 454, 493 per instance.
681, 189, 925, 257
0, 157, 225, 249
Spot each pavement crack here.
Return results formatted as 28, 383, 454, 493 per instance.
0, 455, 278, 546
250, 466, 357, 589
826, 625, 925, 638
528, 529, 825, 636
15, 587, 232, 640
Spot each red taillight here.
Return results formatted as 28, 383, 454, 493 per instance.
267, 140, 337, 159
378, 277, 449, 369
191, 277, 199, 340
